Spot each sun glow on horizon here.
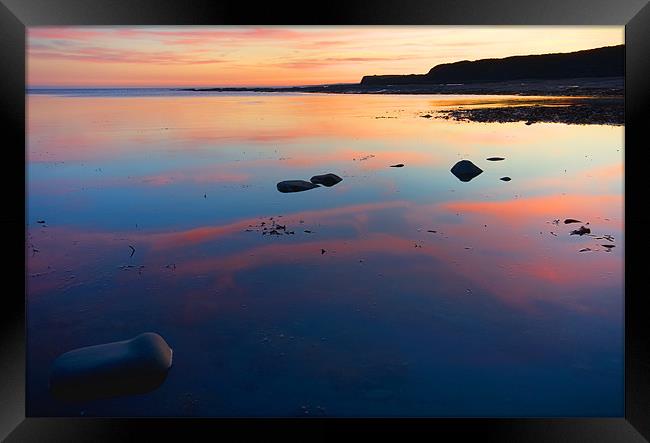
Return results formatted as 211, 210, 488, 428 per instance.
27, 26, 623, 88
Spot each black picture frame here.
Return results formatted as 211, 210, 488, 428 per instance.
1, 0, 649, 440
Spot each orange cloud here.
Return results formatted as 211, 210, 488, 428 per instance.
27, 26, 623, 87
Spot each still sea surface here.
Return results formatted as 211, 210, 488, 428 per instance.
26, 89, 623, 416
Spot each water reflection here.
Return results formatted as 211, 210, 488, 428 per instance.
27, 92, 623, 417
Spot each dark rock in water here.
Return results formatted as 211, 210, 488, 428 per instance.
420, 114, 433, 119
564, 218, 582, 224
37, 220, 46, 224
50, 332, 172, 401
570, 226, 591, 236
602, 244, 615, 249
276, 180, 320, 193
310, 173, 342, 187
500, 177, 511, 181
487, 157, 505, 161
579, 248, 591, 252
390, 164, 405, 168
450, 160, 483, 182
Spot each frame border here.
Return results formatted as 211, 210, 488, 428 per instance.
1, 0, 649, 440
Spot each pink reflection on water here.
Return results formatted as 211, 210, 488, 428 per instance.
28, 94, 557, 164
519, 162, 623, 193
145, 201, 410, 250
140, 171, 250, 186
28, 190, 622, 318
440, 194, 622, 228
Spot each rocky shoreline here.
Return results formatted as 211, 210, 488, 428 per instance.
434, 97, 623, 126
182, 77, 624, 125
179, 76, 623, 98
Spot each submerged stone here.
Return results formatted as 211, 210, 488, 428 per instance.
310, 173, 342, 187
486, 157, 505, 161
450, 160, 483, 182
276, 180, 320, 193
390, 164, 405, 168
500, 177, 511, 181
50, 332, 173, 401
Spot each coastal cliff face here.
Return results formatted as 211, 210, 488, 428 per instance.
360, 45, 624, 85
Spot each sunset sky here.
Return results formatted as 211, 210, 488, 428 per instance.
27, 26, 623, 87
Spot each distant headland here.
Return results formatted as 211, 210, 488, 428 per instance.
180, 45, 624, 97
360, 45, 623, 86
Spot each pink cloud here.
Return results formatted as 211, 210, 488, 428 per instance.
29, 27, 322, 45
29, 46, 228, 65
28, 28, 109, 40
277, 55, 415, 69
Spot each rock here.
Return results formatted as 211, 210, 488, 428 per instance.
500, 177, 511, 181
310, 173, 342, 187
570, 226, 591, 236
276, 180, 320, 193
420, 114, 433, 119
390, 164, 405, 168
450, 160, 483, 182
564, 218, 582, 224
486, 157, 505, 161
50, 332, 173, 401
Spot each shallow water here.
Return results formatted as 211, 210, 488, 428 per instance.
26, 91, 624, 417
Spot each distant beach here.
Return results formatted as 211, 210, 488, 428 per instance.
178, 77, 624, 126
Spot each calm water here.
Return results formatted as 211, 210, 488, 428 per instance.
26, 91, 624, 417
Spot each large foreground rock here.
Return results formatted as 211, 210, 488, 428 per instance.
450, 160, 483, 182
50, 332, 173, 401
276, 180, 320, 193
310, 173, 342, 187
